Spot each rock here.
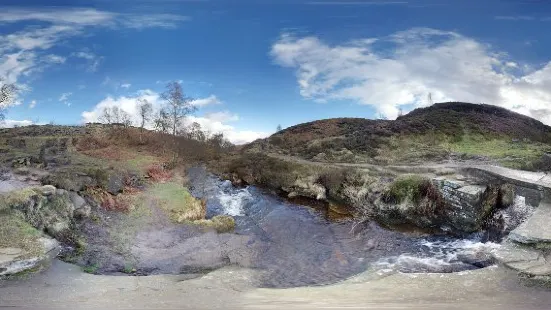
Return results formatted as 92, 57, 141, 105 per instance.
37, 185, 57, 196
500, 184, 515, 208
283, 176, 326, 200
74, 204, 91, 219
432, 178, 511, 233
509, 201, 551, 244
493, 241, 551, 277
69, 191, 86, 208
7, 187, 76, 240
456, 251, 495, 268
55, 188, 67, 196
107, 175, 124, 195
0, 237, 60, 276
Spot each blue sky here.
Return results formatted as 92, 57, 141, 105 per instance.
1, 0, 551, 143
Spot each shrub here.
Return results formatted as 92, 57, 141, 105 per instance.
84, 187, 132, 213
382, 175, 439, 205
147, 164, 172, 182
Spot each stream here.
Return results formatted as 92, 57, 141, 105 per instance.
186, 167, 501, 287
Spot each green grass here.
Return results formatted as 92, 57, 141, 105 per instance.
122, 263, 136, 274
444, 135, 550, 160
383, 174, 431, 204
0, 214, 43, 259
0, 188, 39, 212
108, 196, 149, 257
374, 133, 551, 167
194, 215, 235, 233
123, 154, 160, 172
82, 263, 100, 274
149, 182, 206, 223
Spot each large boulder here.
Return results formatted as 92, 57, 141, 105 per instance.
106, 174, 124, 195
0, 237, 60, 276
3, 186, 78, 241
369, 175, 516, 233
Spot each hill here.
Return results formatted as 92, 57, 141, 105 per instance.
245, 102, 551, 169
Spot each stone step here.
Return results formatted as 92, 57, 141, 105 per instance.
509, 202, 551, 244
492, 241, 551, 277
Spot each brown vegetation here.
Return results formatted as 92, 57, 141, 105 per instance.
247, 102, 551, 167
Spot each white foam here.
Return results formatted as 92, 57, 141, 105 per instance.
217, 187, 253, 216
373, 238, 501, 273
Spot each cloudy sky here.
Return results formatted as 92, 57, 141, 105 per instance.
2, 0, 551, 143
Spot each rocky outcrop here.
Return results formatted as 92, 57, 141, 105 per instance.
431, 178, 514, 232
0, 185, 91, 276
493, 201, 551, 283
0, 237, 60, 276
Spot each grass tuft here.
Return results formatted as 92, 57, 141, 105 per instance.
149, 182, 206, 223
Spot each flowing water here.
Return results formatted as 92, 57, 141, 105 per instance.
187, 167, 502, 288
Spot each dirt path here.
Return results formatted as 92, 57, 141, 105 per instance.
2, 260, 551, 309
267, 153, 551, 190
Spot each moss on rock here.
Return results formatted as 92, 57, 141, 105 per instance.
194, 215, 236, 233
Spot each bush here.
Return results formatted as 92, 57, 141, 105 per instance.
382, 175, 440, 206
147, 164, 172, 182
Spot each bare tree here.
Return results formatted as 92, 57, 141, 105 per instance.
161, 81, 196, 136
137, 98, 153, 143
100, 107, 113, 124
137, 99, 153, 130
189, 122, 207, 142
120, 109, 133, 127
154, 108, 171, 133
99, 106, 132, 127
276, 124, 282, 132
0, 78, 17, 121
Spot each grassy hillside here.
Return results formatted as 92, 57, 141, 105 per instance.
247, 102, 551, 169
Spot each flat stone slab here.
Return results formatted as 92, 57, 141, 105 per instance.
0, 248, 23, 265
0, 248, 23, 256
509, 202, 551, 244
493, 241, 551, 276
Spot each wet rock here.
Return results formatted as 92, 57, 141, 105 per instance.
456, 251, 495, 268
509, 202, 551, 244
493, 240, 551, 278
500, 184, 515, 208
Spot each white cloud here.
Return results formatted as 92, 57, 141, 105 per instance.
72, 51, 102, 72
191, 95, 221, 107
59, 92, 72, 106
205, 111, 239, 122
271, 27, 551, 124
120, 14, 190, 29
120, 83, 131, 89
29, 100, 37, 108
0, 119, 33, 128
0, 8, 188, 87
494, 16, 535, 21
44, 54, 66, 64
0, 8, 188, 29
81, 90, 267, 144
